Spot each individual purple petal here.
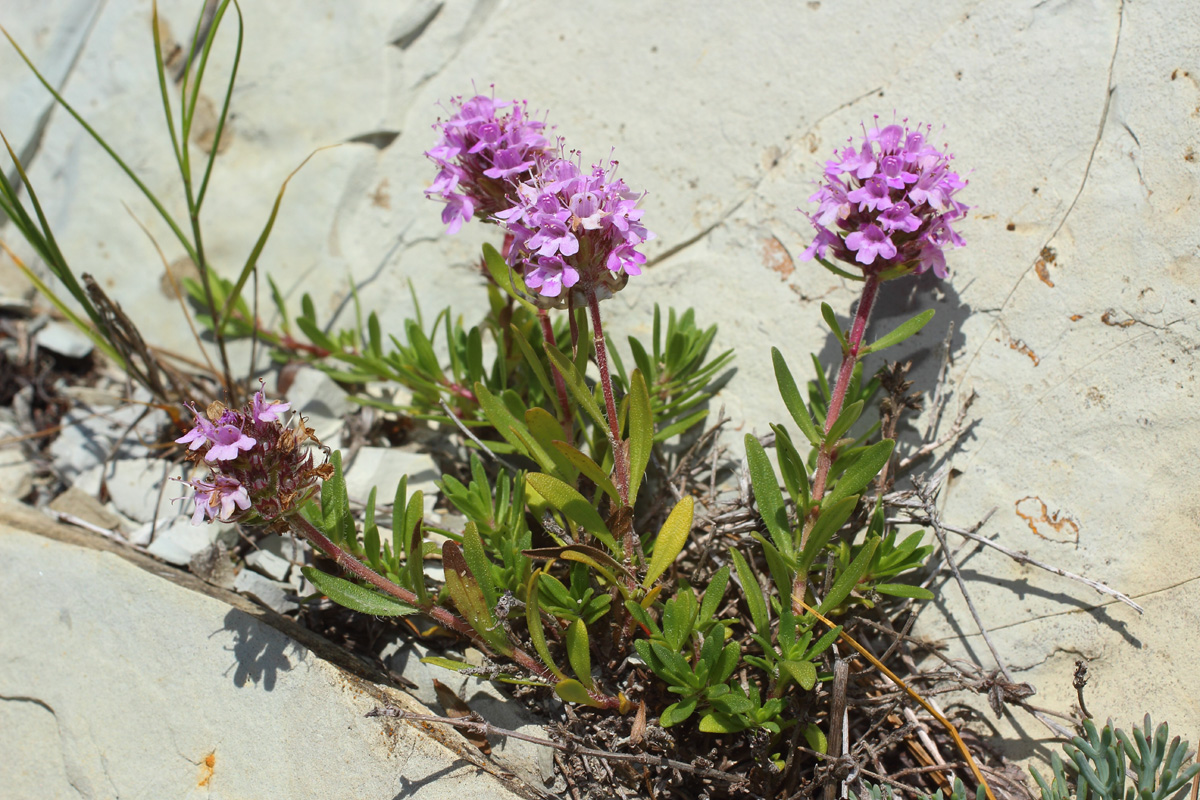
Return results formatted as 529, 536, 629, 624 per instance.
205, 423, 257, 462
847, 176, 894, 212
879, 201, 921, 233
844, 224, 896, 265
251, 389, 290, 424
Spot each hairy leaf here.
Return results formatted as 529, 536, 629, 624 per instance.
643, 496, 694, 589
301, 567, 417, 617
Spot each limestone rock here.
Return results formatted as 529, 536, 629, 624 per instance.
233, 568, 297, 615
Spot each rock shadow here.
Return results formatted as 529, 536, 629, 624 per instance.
217, 608, 295, 691
390, 761, 477, 799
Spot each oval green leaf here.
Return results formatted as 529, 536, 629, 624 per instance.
301, 567, 418, 617
642, 496, 694, 589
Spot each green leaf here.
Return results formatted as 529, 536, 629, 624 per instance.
699, 565, 730, 623
526, 473, 619, 555
817, 538, 879, 614
826, 439, 894, 506
301, 567, 417, 617
627, 369, 653, 505
863, 309, 935, 355
643, 496, 694, 589
525, 407, 579, 479
779, 659, 818, 691
699, 712, 749, 734
745, 434, 792, 558
483, 243, 538, 313
462, 523, 497, 607
773, 348, 822, 446
824, 399, 864, 446
798, 495, 858, 577
564, 618, 594, 689
816, 256, 865, 282
550, 442, 620, 503
509, 323, 561, 417
544, 343, 607, 430
660, 697, 699, 727
524, 570, 567, 679
821, 303, 849, 353
654, 409, 709, 443
874, 583, 935, 600
555, 679, 604, 708
443, 541, 511, 655
771, 424, 810, 510
729, 548, 769, 636
803, 723, 828, 754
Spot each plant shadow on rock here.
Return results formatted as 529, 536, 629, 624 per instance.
218, 608, 295, 692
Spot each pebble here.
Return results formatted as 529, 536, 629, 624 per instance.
233, 569, 298, 614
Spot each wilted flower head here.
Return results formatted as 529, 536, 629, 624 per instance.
496, 155, 654, 308
425, 92, 550, 234
174, 383, 330, 526
800, 120, 968, 279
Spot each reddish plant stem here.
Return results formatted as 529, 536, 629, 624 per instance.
809, 274, 882, 511
289, 514, 560, 687
538, 308, 573, 436
586, 288, 630, 509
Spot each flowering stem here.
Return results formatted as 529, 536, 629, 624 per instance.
538, 309, 573, 436
586, 288, 630, 508
809, 274, 881, 514
289, 514, 559, 686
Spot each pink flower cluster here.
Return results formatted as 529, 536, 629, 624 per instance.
801, 121, 968, 279
496, 157, 654, 307
425, 94, 549, 234
175, 385, 330, 526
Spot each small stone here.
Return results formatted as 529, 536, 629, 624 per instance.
245, 548, 291, 582
189, 540, 237, 589
342, 447, 440, 507
103, 457, 171, 524
0, 423, 34, 503
48, 487, 122, 530
49, 392, 168, 484
233, 568, 297, 614
36, 320, 94, 359
146, 517, 237, 566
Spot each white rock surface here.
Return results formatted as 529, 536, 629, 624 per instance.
343, 445, 441, 508
233, 567, 297, 615
49, 395, 168, 485
0, 423, 33, 502
102, 456, 171, 523
0, 519, 528, 800
2, 0, 1199, 773
145, 515, 236, 566
35, 320, 94, 359
244, 547, 291, 582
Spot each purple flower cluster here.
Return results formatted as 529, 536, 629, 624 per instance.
425, 94, 550, 234
496, 157, 654, 307
175, 384, 331, 525
801, 121, 968, 279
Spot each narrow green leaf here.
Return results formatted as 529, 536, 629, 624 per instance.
817, 539, 879, 614
863, 309, 935, 355
525, 407, 578, 479
699, 712, 750, 734
362, 486, 380, 569
301, 567, 417, 616
780, 659, 818, 691
525, 570, 567, 680
729, 548, 769, 636
555, 679, 604, 708
544, 343, 607, 430
874, 583, 935, 600
660, 697, 699, 727
461, 522, 497, 607
643, 496, 694, 589
525, 473, 618, 554
699, 565, 730, 623
550, 442, 620, 503
798, 495, 858, 577
745, 434, 793, 558
483, 243, 538, 313
821, 303, 849, 353
564, 618, 593, 689
770, 424, 810, 510
816, 256, 865, 281
803, 723, 828, 754
509, 323, 560, 417
826, 439, 894, 506
627, 369, 653, 505
653, 409, 709, 443
443, 541, 511, 655
772, 348, 822, 446
824, 399, 864, 446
